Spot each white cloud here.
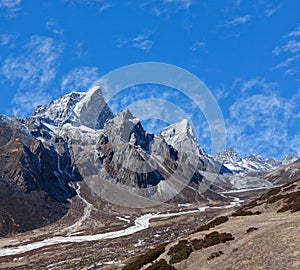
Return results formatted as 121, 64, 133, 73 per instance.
233, 78, 278, 94
283, 40, 300, 54
46, 19, 64, 36
288, 25, 300, 37
66, 0, 115, 12
274, 54, 300, 69
264, 5, 280, 17
143, 0, 191, 16
132, 34, 153, 51
0, 0, 23, 17
290, 135, 300, 155
272, 46, 281, 56
161, 0, 191, 9
61, 66, 99, 93
118, 32, 153, 52
212, 85, 229, 101
0, 33, 17, 48
12, 89, 52, 117
227, 94, 286, 157
190, 41, 205, 52
68, 0, 105, 5
273, 24, 300, 75
74, 40, 87, 58
225, 15, 251, 26
67, 0, 116, 12
225, 79, 300, 158
97, 2, 113, 13
1, 35, 63, 116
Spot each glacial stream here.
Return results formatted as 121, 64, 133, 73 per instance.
0, 197, 243, 257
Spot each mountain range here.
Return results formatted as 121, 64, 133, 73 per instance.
0, 85, 300, 270
0, 86, 299, 237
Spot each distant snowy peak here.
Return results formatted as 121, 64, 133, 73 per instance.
214, 148, 299, 175
32, 86, 113, 129
279, 153, 299, 165
214, 148, 241, 165
161, 119, 193, 146
160, 119, 207, 158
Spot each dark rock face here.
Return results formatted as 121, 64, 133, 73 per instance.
0, 115, 80, 236
92, 109, 223, 204
97, 109, 164, 188
0, 116, 78, 201
0, 176, 69, 236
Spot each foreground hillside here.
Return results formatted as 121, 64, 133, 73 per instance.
124, 178, 300, 270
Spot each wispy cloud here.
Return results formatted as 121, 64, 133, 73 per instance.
291, 135, 300, 155
1, 35, 63, 116
67, 0, 115, 13
264, 5, 280, 17
0, 33, 18, 48
273, 24, 300, 76
161, 0, 191, 9
61, 66, 99, 93
283, 40, 300, 54
274, 54, 300, 70
288, 25, 300, 37
225, 15, 251, 26
232, 78, 278, 94
226, 79, 300, 157
142, 0, 192, 16
74, 40, 87, 58
0, 0, 23, 17
67, 0, 115, 12
190, 41, 205, 52
46, 19, 64, 36
212, 85, 229, 101
118, 32, 153, 52
132, 34, 153, 51
97, 2, 113, 13
68, 0, 105, 5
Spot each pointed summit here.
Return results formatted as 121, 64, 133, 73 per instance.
160, 119, 207, 159
160, 119, 196, 149
74, 85, 114, 129
32, 86, 113, 129
103, 108, 152, 150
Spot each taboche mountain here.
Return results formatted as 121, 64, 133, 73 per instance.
0, 86, 298, 236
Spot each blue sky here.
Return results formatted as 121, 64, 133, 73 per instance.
0, 0, 300, 158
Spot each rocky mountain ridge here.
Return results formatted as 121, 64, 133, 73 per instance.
0, 85, 299, 236
214, 148, 298, 176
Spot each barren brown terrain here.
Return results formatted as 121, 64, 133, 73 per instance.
123, 179, 300, 270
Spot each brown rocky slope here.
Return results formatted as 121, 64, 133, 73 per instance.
124, 178, 300, 270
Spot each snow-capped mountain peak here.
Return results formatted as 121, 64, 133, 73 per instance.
32, 91, 84, 125
161, 119, 199, 149
214, 148, 299, 176
32, 86, 113, 129
279, 153, 299, 165
160, 119, 208, 162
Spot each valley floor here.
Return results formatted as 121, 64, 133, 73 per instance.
0, 188, 284, 270
0, 199, 242, 269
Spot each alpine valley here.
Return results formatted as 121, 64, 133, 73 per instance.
0, 86, 299, 270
